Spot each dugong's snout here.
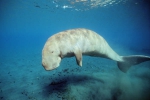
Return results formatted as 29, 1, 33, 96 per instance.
42, 56, 61, 71
42, 60, 56, 71
42, 61, 51, 71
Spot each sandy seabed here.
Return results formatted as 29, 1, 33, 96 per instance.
0, 45, 150, 100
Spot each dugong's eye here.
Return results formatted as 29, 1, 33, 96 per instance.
48, 51, 54, 54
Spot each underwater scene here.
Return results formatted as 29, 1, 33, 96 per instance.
0, 0, 150, 100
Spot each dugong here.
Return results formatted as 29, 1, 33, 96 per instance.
42, 28, 150, 73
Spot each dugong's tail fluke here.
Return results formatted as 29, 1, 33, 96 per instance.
117, 55, 150, 73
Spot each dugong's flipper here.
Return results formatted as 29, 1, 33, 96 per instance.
117, 55, 150, 73
74, 49, 82, 66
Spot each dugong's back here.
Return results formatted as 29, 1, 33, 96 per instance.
53, 28, 100, 43
51, 28, 108, 55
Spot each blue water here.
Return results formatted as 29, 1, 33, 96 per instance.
0, 0, 150, 100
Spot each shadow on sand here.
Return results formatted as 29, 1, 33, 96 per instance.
41, 73, 123, 100
42, 74, 105, 97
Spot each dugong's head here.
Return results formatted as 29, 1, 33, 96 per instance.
42, 42, 61, 70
